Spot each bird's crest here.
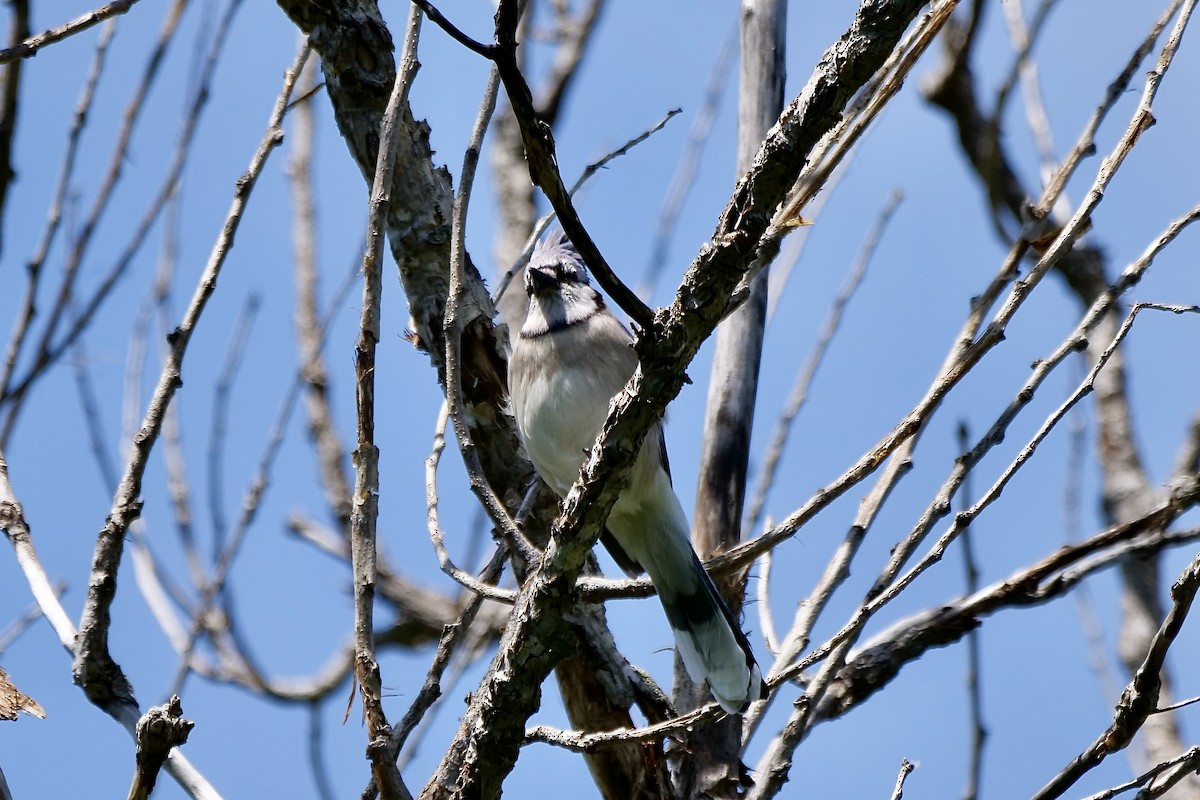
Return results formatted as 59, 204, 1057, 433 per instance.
530, 231, 589, 284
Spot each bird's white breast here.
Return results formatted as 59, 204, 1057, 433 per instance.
509, 315, 637, 496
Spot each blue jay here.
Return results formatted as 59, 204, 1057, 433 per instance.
507, 233, 765, 713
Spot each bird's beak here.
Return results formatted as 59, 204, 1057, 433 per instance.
525, 266, 558, 296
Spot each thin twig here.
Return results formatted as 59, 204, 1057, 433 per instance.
288, 56, 354, 533
958, 423, 985, 800
207, 293, 261, 555
641, 25, 737, 296
1077, 746, 1200, 800
0, 0, 140, 64
1, 17, 114, 399
308, 702, 336, 800
0, 452, 221, 797
1033, 546, 1200, 800
756, 529, 780, 655
71, 337, 121, 492
426, 403, 519, 603
442, 64, 542, 568
992, 0, 1059, 130
744, 190, 901, 534
415, 0, 654, 329
491, 107, 684, 306
0, 583, 66, 653
525, 703, 724, 753
721, 4, 1197, 587
348, 7, 422, 799
2, 0, 189, 416
0, 0, 238, 444
70, 40, 310, 732
572, 108, 681, 196
388, 545, 509, 758
999, 0, 1062, 185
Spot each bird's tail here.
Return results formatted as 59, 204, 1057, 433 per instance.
639, 523, 765, 714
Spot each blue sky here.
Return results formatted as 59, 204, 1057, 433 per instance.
1, 1, 1198, 798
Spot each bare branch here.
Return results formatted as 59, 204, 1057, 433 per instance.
525, 703, 723, 754
806, 516, 1200, 728
1077, 746, 1200, 800
720, 0, 1197, 581
425, 403, 518, 603
1032, 546, 1200, 800
348, 6, 422, 798
70, 40, 309, 733
745, 189, 901, 535
1, 16, 113, 401
288, 56, 355, 533
1, 451, 220, 797
0, 0, 140, 64
1, 0, 230, 443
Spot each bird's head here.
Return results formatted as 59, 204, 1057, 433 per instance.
520, 233, 604, 336
525, 232, 591, 297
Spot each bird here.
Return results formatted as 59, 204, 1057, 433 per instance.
507, 232, 765, 714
